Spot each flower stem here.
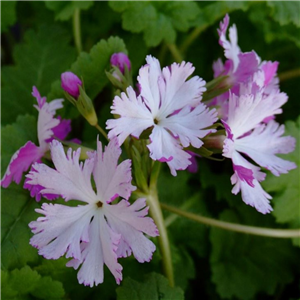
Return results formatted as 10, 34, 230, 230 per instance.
161, 203, 300, 239
166, 43, 183, 63
180, 26, 206, 54
94, 123, 108, 141
138, 161, 174, 287
146, 187, 175, 287
73, 8, 82, 54
278, 68, 300, 82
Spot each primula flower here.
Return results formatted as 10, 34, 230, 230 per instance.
106, 55, 218, 175
210, 14, 280, 120
26, 138, 158, 287
214, 14, 260, 88
1, 87, 71, 200
222, 84, 296, 214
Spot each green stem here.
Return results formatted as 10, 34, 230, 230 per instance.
94, 123, 108, 141
146, 187, 175, 287
161, 203, 300, 239
73, 8, 82, 54
166, 43, 183, 63
278, 68, 300, 82
180, 26, 206, 54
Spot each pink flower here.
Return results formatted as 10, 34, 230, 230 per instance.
1, 87, 71, 200
210, 14, 281, 120
61, 72, 82, 98
110, 52, 131, 74
106, 55, 218, 175
26, 138, 158, 287
222, 88, 296, 213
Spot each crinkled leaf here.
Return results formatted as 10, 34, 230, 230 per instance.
210, 207, 298, 300
109, 1, 200, 47
1, 183, 40, 270
48, 36, 127, 100
7, 266, 41, 295
34, 258, 96, 300
31, 276, 65, 300
262, 117, 300, 246
1, 24, 76, 125
116, 272, 184, 300
249, 2, 300, 48
172, 245, 196, 290
45, 1, 94, 21
1, 115, 40, 270
267, 1, 300, 27
1, 266, 65, 300
192, 1, 250, 30
1, 1, 17, 32
1, 270, 18, 299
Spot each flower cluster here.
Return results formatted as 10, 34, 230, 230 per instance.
1, 13, 297, 289
213, 15, 296, 213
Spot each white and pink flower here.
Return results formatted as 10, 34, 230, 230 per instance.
222, 89, 296, 213
1, 87, 71, 201
210, 14, 281, 120
26, 138, 158, 287
106, 55, 218, 175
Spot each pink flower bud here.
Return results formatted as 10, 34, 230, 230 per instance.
61, 72, 82, 98
110, 53, 131, 74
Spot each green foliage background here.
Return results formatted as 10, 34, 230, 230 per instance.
1, 1, 300, 300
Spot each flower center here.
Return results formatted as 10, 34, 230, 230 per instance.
96, 201, 103, 208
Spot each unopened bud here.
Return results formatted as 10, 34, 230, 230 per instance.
110, 52, 131, 74
61, 73, 98, 126
61, 72, 82, 98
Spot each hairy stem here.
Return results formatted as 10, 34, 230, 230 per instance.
146, 187, 175, 287
73, 8, 82, 54
161, 203, 300, 238
137, 162, 174, 286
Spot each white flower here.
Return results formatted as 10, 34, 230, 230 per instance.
26, 138, 158, 286
107, 55, 217, 175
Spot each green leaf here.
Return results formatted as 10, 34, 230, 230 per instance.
1, 270, 18, 299
116, 272, 184, 300
1, 183, 40, 270
210, 207, 298, 300
45, 1, 94, 21
262, 117, 300, 246
1, 24, 77, 125
1, 1, 17, 32
1, 266, 65, 300
31, 276, 65, 300
1, 114, 37, 177
8, 266, 41, 295
192, 1, 250, 30
267, 1, 300, 27
249, 2, 300, 49
109, 1, 200, 47
172, 245, 196, 290
48, 36, 127, 101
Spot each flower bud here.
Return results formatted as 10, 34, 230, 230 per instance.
110, 53, 131, 74
61, 73, 98, 126
61, 72, 82, 98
